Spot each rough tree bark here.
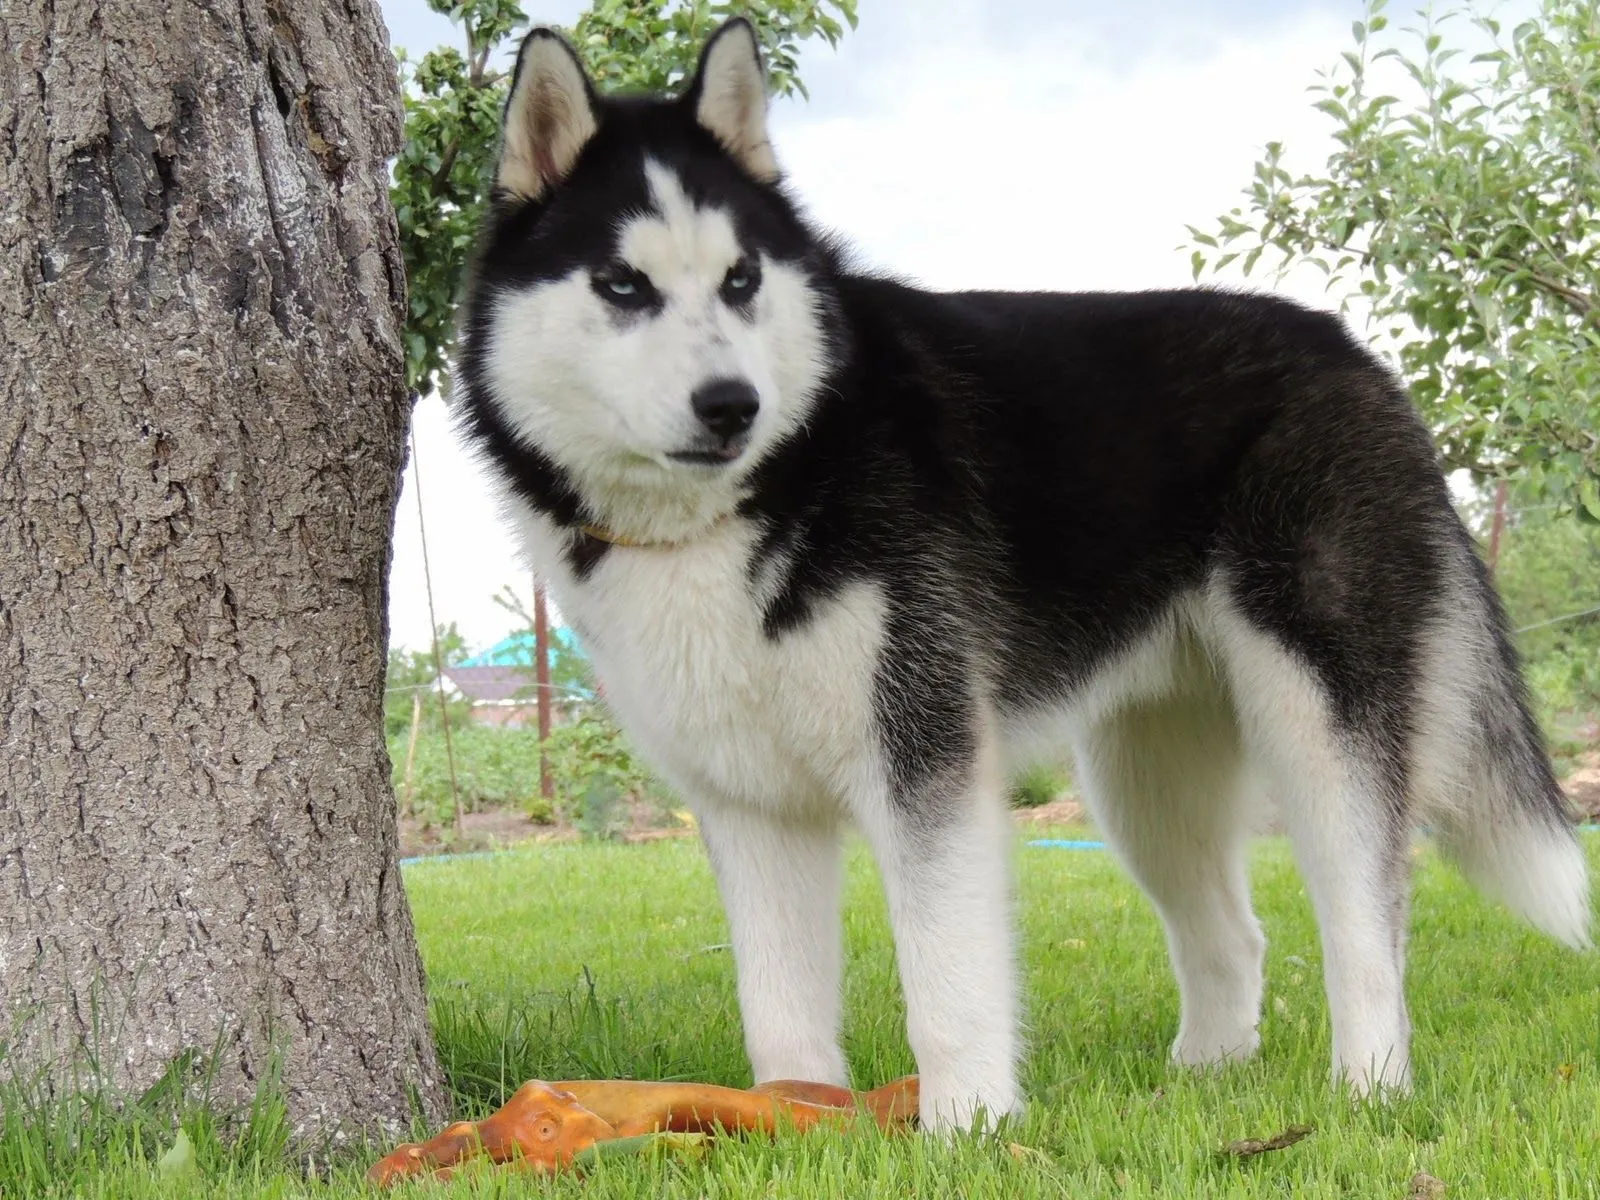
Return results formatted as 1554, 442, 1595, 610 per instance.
0, 0, 446, 1138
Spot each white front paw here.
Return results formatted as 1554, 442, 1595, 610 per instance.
1172, 1021, 1261, 1067
1337, 1047, 1411, 1098
916, 1069, 1021, 1133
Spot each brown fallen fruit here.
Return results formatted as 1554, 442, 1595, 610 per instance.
367, 1075, 920, 1186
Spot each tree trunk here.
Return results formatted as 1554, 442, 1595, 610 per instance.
0, 0, 446, 1140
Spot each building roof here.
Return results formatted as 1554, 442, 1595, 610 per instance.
446, 628, 593, 704
456, 627, 582, 668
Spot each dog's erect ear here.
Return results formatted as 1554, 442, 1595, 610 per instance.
498, 29, 599, 201
684, 19, 778, 182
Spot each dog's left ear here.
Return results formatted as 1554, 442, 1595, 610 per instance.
498, 29, 600, 201
684, 19, 779, 182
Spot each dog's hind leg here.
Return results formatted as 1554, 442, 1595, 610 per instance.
697, 805, 849, 1087
1073, 682, 1266, 1068
1209, 594, 1413, 1094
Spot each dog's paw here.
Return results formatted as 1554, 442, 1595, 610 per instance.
1338, 1051, 1412, 1099
916, 1074, 1022, 1134
1171, 1022, 1261, 1068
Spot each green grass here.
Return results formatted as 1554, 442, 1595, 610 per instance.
6, 828, 1599, 1197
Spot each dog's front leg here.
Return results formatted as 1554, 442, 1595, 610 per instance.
697, 804, 849, 1087
857, 727, 1020, 1131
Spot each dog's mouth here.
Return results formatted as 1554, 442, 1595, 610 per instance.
668, 438, 748, 466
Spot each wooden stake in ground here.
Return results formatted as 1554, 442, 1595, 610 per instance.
1487, 480, 1509, 574
0, 0, 445, 1136
401, 690, 425, 817
535, 584, 555, 802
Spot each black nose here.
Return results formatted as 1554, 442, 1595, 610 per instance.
690, 379, 760, 439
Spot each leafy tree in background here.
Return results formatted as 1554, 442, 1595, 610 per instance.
1492, 499, 1600, 759
385, 623, 470, 739
1190, 0, 1599, 518
393, 0, 858, 396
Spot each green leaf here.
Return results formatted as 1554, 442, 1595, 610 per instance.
1581, 477, 1600, 523
156, 1130, 197, 1180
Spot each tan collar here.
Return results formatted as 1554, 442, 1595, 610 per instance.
575, 514, 730, 549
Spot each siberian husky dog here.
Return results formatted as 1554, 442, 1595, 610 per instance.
452, 19, 1592, 1129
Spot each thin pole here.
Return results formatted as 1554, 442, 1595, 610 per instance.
534, 583, 554, 802
410, 425, 462, 837
400, 689, 423, 818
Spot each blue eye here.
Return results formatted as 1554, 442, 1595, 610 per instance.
720, 257, 762, 304
593, 265, 655, 309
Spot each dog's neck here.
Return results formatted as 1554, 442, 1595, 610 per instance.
567, 463, 750, 548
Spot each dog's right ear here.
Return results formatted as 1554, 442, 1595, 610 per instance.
498, 29, 599, 202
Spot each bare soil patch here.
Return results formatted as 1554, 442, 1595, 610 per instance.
1562, 750, 1600, 820
1013, 796, 1087, 827
400, 797, 692, 859
399, 755, 1596, 861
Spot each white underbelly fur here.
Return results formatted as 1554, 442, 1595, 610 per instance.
511, 505, 889, 817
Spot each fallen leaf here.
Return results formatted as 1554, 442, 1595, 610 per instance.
1060, 938, 1087, 950
156, 1129, 197, 1179
1007, 1142, 1051, 1164
1556, 1063, 1576, 1082
1221, 1124, 1314, 1158
1407, 1171, 1446, 1198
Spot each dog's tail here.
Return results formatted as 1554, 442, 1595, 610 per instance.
1414, 542, 1592, 949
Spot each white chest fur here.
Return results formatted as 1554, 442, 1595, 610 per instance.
512, 505, 889, 818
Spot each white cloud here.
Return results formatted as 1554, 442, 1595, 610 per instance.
769, 9, 1350, 298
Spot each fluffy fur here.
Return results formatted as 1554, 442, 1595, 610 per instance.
453, 20, 1593, 1129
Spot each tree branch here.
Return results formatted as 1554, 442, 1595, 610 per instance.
470, 39, 493, 87
430, 139, 461, 193
1527, 270, 1596, 317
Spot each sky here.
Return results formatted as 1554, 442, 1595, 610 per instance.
375, 0, 1441, 654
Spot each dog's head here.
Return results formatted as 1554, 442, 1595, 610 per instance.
460, 21, 837, 533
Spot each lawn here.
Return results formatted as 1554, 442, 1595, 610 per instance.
8, 827, 1600, 1197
